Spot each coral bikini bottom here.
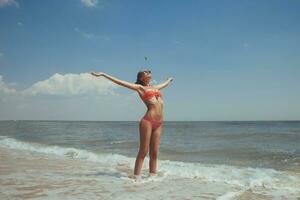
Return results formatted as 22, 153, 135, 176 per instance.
141, 115, 163, 131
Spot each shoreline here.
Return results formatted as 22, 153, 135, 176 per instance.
2, 147, 299, 199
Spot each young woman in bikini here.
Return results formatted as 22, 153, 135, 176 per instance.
90, 70, 173, 180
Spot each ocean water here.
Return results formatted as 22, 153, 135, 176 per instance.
0, 120, 300, 199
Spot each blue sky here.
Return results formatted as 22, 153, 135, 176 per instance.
0, 0, 299, 121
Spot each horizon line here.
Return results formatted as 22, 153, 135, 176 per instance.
1, 119, 299, 122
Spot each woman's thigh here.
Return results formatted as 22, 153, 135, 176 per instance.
138, 119, 152, 153
150, 125, 163, 154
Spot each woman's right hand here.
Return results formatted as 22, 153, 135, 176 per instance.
90, 71, 105, 77
167, 77, 174, 82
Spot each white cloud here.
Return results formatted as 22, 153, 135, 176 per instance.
82, 32, 96, 39
0, 75, 16, 95
81, 0, 98, 7
75, 27, 95, 39
17, 21, 23, 26
0, 0, 18, 7
0, 73, 144, 120
22, 73, 119, 96
74, 27, 110, 41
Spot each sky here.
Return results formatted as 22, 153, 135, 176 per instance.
0, 0, 299, 121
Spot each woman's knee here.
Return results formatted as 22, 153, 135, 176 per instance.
138, 149, 148, 159
149, 150, 159, 159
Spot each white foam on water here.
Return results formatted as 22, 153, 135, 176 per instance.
0, 136, 133, 167
159, 159, 300, 191
216, 190, 246, 200
110, 140, 129, 144
120, 170, 169, 184
1, 136, 299, 199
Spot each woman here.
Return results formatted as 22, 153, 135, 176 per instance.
90, 70, 173, 180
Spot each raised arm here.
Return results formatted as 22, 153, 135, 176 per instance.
154, 77, 174, 90
90, 71, 141, 91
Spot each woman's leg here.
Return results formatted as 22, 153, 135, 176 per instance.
134, 118, 152, 176
149, 124, 163, 174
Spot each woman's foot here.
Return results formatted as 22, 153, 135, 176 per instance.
128, 174, 141, 181
149, 172, 158, 177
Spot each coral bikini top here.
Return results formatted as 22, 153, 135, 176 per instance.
142, 90, 163, 102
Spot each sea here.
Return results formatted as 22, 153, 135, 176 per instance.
0, 120, 299, 199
